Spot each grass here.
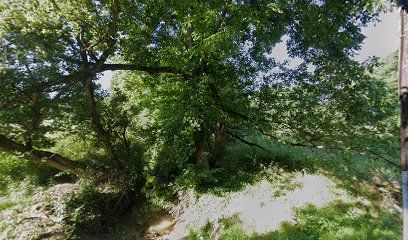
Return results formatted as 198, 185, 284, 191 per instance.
262, 202, 400, 240
0, 152, 59, 192
0, 178, 49, 239
0, 201, 15, 212
0, 152, 59, 214
172, 133, 399, 200
183, 133, 402, 240
174, 138, 298, 196
0, 132, 401, 239
188, 201, 401, 240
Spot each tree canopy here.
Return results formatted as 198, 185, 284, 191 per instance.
0, 0, 395, 176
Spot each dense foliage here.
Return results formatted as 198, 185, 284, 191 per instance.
0, 0, 391, 170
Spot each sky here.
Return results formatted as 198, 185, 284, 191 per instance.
356, 9, 399, 61
98, 10, 400, 90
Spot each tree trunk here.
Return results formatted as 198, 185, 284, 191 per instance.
194, 130, 209, 170
213, 122, 227, 166
0, 134, 83, 171
398, 5, 408, 240
83, 76, 120, 166
26, 92, 41, 148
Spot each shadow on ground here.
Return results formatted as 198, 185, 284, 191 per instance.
188, 201, 401, 240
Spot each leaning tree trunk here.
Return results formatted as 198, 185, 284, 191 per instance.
398, 4, 408, 239
0, 134, 84, 172
83, 76, 122, 167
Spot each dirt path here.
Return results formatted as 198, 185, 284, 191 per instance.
145, 174, 355, 240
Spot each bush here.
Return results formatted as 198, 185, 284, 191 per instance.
64, 180, 121, 235
63, 173, 144, 237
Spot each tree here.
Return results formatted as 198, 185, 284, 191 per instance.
397, 0, 408, 238
0, 0, 388, 177
119, 0, 386, 171
0, 0, 179, 172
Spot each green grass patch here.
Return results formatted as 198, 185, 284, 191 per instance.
0, 200, 16, 211
187, 201, 401, 240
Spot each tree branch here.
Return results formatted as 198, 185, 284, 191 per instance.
226, 129, 265, 150
98, 0, 121, 62
101, 64, 180, 74
36, 70, 91, 92
0, 134, 84, 171
35, 62, 179, 93
286, 141, 399, 168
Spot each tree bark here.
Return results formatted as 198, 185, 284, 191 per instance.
0, 134, 83, 171
398, 5, 408, 240
213, 122, 227, 166
194, 130, 209, 170
26, 92, 41, 148
83, 76, 119, 166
